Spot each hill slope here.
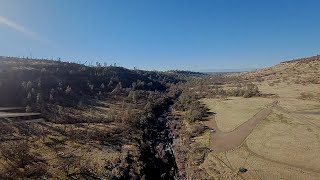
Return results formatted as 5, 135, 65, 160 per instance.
0, 56, 181, 108
0, 56, 184, 179
239, 55, 320, 84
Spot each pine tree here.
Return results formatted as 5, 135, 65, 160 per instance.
36, 93, 41, 103
27, 92, 32, 99
65, 86, 72, 94
27, 81, 33, 89
100, 83, 105, 89
49, 94, 54, 102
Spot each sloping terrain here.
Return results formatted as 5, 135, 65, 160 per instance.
238, 55, 320, 84
0, 56, 184, 179
0, 55, 319, 179
0, 56, 179, 107
181, 55, 320, 179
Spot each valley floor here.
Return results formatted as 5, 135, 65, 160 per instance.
198, 83, 320, 179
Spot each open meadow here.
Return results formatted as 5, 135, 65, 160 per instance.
198, 78, 320, 179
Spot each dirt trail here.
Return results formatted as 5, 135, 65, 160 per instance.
0, 107, 25, 111
0, 113, 41, 118
209, 100, 278, 153
242, 142, 320, 174
275, 105, 320, 129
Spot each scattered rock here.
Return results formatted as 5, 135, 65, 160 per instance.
239, 167, 248, 173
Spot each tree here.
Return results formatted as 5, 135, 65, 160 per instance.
27, 92, 32, 99
185, 109, 202, 123
132, 82, 137, 90
144, 102, 152, 112
111, 83, 122, 95
108, 80, 114, 87
58, 106, 63, 114
100, 83, 105, 89
127, 91, 137, 103
49, 94, 54, 102
88, 83, 94, 90
27, 81, 33, 89
36, 93, 42, 103
65, 86, 72, 94
21, 81, 27, 89
26, 105, 32, 112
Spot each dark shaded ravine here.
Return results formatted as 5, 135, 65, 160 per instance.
139, 99, 179, 180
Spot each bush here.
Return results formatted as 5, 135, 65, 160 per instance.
187, 124, 208, 137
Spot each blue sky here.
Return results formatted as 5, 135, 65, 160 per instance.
0, 0, 319, 71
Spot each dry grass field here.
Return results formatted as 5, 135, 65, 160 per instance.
246, 111, 320, 171
200, 95, 320, 179
201, 97, 273, 132
199, 59, 320, 179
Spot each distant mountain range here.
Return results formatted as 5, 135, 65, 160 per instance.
197, 68, 258, 73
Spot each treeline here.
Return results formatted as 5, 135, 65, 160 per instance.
171, 92, 211, 179
0, 57, 182, 112
173, 94, 209, 123
210, 83, 260, 98
184, 75, 260, 98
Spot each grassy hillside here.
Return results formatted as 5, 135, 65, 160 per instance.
175, 55, 320, 179
238, 55, 320, 84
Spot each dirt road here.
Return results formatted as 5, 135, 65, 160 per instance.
209, 100, 278, 153
0, 113, 41, 118
0, 107, 25, 111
